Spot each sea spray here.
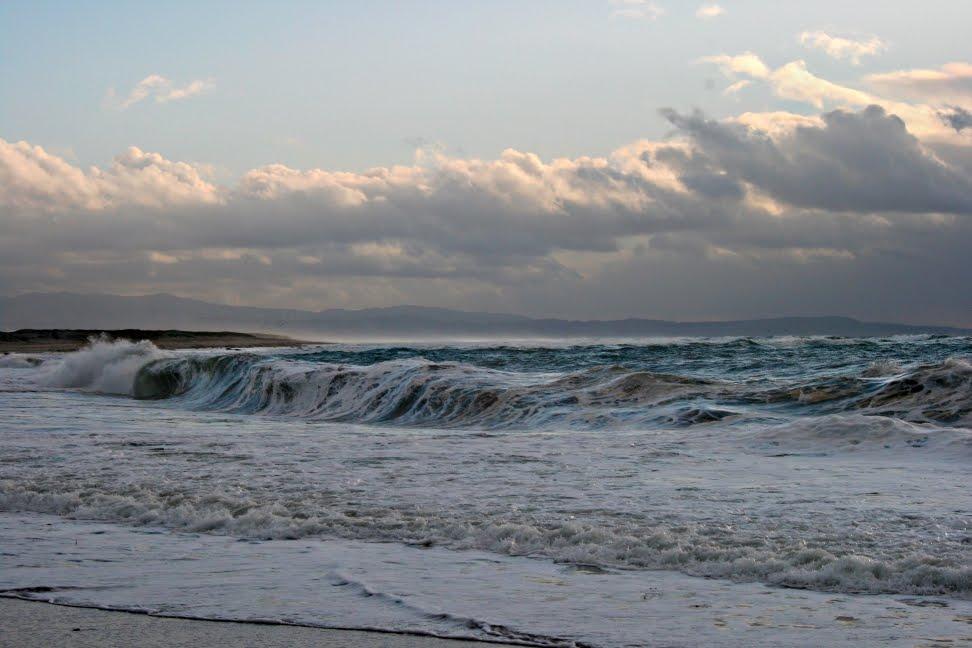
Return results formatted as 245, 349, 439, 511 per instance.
40, 336, 165, 395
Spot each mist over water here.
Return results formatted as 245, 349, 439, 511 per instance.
2, 335, 971, 645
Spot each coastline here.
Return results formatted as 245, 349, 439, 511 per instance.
0, 329, 312, 353
0, 598, 502, 648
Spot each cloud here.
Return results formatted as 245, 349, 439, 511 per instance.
865, 62, 972, 105
699, 53, 874, 107
610, 0, 664, 20
766, 60, 875, 108
106, 75, 214, 110
661, 105, 972, 215
723, 80, 751, 96
2, 99, 971, 323
798, 31, 886, 65
698, 52, 771, 79
0, 140, 220, 210
939, 105, 972, 132
695, 4, 725, 19
698, 52, 963, 141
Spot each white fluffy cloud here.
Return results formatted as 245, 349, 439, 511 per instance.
699, 52, 969, 142
798, 31, 885, 65
106, 75, 214, 110
695, 4, 725, 19
0, 140, 220, 210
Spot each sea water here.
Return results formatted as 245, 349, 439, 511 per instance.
1, 337, 970, 646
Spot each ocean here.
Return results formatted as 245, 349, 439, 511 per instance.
1, 336, 970, 646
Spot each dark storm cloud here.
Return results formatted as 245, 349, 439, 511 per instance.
661, 105, 972, 215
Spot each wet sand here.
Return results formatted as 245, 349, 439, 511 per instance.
0, 598, 497, 648
0, 329, 310, 353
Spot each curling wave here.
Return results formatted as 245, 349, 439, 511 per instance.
30, 337, 972, 430
133, 353, 718, 429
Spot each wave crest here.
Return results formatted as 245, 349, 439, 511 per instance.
852, 357, 972, 425
41, 337, 164, 395
134, 355, 717, 428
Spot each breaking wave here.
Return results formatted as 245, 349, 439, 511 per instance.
39, 337, 164, 395
28, 337, 972, 430
849, 357, 972, 425
750, 359, 972, 426
133, 353, 717, 429
0, 355, 44, 369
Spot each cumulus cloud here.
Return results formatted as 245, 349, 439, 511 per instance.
865, 62, 972, 105
0, 140, 220, 210
610, 0, 664, 20
661, 105, 972, 215
695, 4, 725, 19
2, 96, 971, 322
798, 31, 885, 65
698, 52, 963, 141
106, 75, 214, 110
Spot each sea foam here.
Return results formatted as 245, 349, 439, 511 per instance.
40, 337, 164, 395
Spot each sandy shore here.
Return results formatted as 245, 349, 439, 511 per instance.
0, 329, 311, 353
0, 598, 498, 648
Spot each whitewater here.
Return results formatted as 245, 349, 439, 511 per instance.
1, 336, 971, 646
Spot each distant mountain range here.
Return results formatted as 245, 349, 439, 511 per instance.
1, 292, 969, 338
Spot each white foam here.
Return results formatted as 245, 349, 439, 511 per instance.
3, 473, 969, 598
6, 513, 971, 647
39, 337, 164, 395
0, 355, 44, 369
861, 359, 902, 377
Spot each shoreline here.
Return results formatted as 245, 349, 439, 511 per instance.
0, 329, 313, 353
0, 597, 506, 648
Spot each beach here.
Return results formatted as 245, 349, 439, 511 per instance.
0, 598, 491, 648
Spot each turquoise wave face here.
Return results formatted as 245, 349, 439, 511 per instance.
126, 335, 972, 429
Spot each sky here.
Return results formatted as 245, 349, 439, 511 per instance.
1, 0, 971, 325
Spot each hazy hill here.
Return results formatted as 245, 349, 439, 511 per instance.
1, 292, 969, 338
